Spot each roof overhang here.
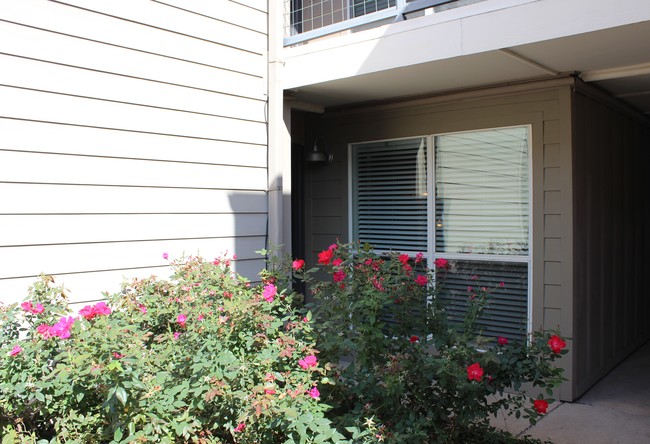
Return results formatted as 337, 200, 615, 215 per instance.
282, 0, 650, 116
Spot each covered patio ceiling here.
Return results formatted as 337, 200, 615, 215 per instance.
285, 19, 650, 117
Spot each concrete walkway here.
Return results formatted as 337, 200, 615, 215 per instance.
521, 340, 650, 443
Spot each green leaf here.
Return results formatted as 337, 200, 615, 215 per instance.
285, 408, 299, 418
115, 387, 128, 406
113, 428, 123, 442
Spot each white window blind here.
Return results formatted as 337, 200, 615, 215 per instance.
437, 260, 529, 342
349, 126, 531, 341
351, 138, 428, 252
434, 127, 529, 255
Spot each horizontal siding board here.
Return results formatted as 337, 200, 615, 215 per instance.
0, 55, 266, 123
0, 119, 266, 167
0, 0, 265, 76
155, 0, 268, 33
0, 151, 267, 190
0, 257, 267, 306
0, 214, 267, 246
53, 0, 267, 54
222, 0, 267, 13
0, 268, 170, 306
0, 237, 267, 280
0, 86, 267, 145
0, 0, 269, 306
0, 184, 267, 214
0, 22, 266, 100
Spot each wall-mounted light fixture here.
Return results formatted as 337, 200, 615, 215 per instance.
306, 139, 333, 164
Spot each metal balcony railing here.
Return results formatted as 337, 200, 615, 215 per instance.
284, 0, 461, 46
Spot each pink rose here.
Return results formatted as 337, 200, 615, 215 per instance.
36, 324, 52, 339
8, 345, 22, 356
299, 355, 318, 369
292, 259, 305, 270
80, 302, 112, 320
21, 301, 33, 312
308, 387, 320, 399
233, 423, 246, 433
173, 332, 181, 340
467, 362, 484, 382
262, 283, 277, 303
163, 252, 169, 260
415, 252, 424, 263
177, 314, 187, 327
32, 303, 44, 314
79, 305, 95, 320
50, 317, 75, 339
332, 258, 343, 267
94, 302, 111, 316
264, 388, 276, 395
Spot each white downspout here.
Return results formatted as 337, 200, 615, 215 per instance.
267, 0, 292, 256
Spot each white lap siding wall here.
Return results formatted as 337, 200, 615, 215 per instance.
0, 0, 269, 307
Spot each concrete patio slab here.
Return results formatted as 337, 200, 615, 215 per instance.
520, 340, 650, 443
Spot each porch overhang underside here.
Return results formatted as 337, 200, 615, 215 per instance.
283, 5, 650, 116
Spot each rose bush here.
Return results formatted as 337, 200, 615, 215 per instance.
292, 242, 567, 443
0, 256, 344, 443
1, 243, 567, 443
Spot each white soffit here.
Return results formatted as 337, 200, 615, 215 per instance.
283, 0, 650, 112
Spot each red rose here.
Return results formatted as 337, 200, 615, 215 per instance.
292, 259, 305, 270
398, 254, 410, 265
318, 249, 333, 265
547, 335, 566, 354
466, 362, 484, 381
497, 336, 509, 346
434, 258, 450, 270
333, 270, 346, 282
415, 275, 428, 287
534, 399, 549, 414
409, 335, 419, 343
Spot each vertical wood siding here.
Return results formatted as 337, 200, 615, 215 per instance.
572, 88, 650, 397
0, 0, 269, 304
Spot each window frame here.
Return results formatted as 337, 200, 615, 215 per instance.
348, 125, 534, 337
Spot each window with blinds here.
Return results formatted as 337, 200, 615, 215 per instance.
434, 127, 529, 255
351, 138, 428, 253
350, 127, 531, 341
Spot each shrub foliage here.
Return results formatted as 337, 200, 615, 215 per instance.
0, 244, 567, 443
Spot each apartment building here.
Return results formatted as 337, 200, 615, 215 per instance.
1, 0, 648, 401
